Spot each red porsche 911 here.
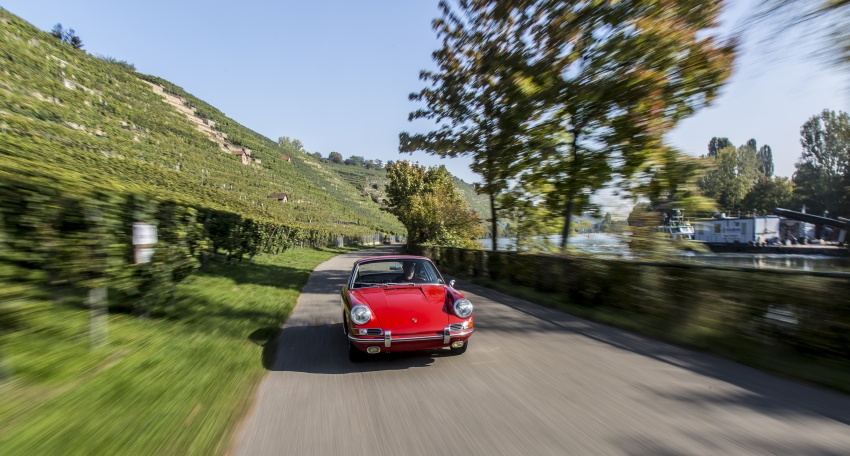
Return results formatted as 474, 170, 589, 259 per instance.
341, 255, 474, 362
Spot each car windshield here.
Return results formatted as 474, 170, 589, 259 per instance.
352, 259, 442, 287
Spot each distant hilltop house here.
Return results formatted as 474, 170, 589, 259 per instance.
281, 155, 291, 163
268, 193, 288, 203
232, 150, 250, 165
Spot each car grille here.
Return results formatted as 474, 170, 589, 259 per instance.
449, 323, 464, 331
363, 328, 383, 336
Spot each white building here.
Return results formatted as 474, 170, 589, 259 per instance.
694, 215, 781, 244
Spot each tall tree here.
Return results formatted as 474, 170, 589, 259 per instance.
792, 109, 850, 216
757, 145, 774, 178
400, 0, 532, 252
525, 0, 736, 249
708, 137, 733, 157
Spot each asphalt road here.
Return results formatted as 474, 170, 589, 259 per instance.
232, 246, 850, 455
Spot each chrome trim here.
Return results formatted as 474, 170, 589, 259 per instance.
385, 330, 392, 348
443, 326, 451, 344
347, 328, 474, 344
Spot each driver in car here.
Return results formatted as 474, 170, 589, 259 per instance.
394, 261, 419, 282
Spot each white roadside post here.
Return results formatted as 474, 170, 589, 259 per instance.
133, 223, 157, 264
132, 224, 157, 318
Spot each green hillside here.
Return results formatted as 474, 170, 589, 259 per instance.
0, 8, 404, 236
452, 176, 491, 220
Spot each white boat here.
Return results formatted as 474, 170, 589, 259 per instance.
657, 209, 695, 240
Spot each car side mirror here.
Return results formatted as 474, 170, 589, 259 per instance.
449, 279, 456, 288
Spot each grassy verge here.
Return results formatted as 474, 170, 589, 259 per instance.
0, 246, 354, 455
469, 276, 850, 395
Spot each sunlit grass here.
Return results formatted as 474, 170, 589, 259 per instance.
0, 247, 354, 455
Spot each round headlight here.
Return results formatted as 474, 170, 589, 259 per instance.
453, 299, 473, 318
350, 305, 372, 325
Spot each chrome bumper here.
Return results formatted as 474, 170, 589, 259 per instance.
348, 327, 474, 348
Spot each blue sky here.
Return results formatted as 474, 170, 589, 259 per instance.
4, 0, 848, 186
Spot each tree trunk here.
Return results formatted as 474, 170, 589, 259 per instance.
489, 192, 498, 252
561, 193, 575, 251
561, 131, 580, 251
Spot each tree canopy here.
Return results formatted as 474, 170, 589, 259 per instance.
49, 23, 83, 49
402, 0, 736, 250
384, 161, 482, 247
793, 109, 850, 216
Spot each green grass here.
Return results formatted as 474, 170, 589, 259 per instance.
0, 247, 353, 455
470, 276, 850, 395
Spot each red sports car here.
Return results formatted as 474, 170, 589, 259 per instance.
341, 255, 474, 362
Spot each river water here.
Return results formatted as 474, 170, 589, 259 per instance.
476, 234, 850, 273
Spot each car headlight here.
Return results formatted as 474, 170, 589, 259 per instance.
350, 305, 372, 325
453, 299, 473, 318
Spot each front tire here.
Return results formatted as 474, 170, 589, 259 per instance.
450, 340, 469, 355
348, 340, 367, 363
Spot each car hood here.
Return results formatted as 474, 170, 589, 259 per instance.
352, 285, 449, 335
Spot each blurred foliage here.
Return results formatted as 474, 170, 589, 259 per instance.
0, 7, 403, 364
0, 247, 347, 455
498, 179, 560, 252
420, 244, 850, 391
753, 0, 850, 71
400, 0, 533, 252
403, 0, 737, 252
385, 161, 483, 247
635, 146, 717, 215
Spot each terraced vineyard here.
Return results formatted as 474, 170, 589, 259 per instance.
0, 8, 404, 236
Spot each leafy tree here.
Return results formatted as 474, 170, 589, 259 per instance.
49, 23, 63, 40
708, 137, 732, 157
524, 0, 735, 249
49, 23, 83, 49
741, 176, 795, 214
699, 144, 761, 212
400, 0, 531, 252
346, 155, 365, 167
328, 151, 343, 164
278, 136, 304, 152
403, 0, 735, 252
385, 161, 482, 247
792, 109, 850, 216
757, 145, 774, 178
